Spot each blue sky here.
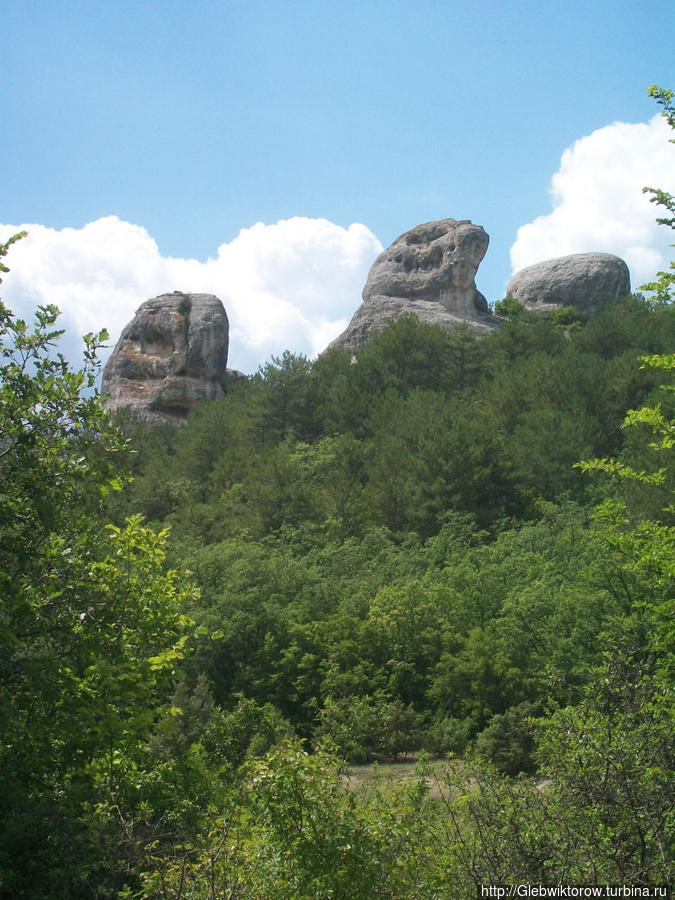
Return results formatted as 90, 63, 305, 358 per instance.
3, 0, 674, 373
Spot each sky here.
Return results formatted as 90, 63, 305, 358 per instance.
2, 0, 674, 374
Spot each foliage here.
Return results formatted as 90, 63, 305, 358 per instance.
104, 237, 672, 892
576, 352, 674, 509
475, 701, 541, 775
0, 230, 27, 280
315, 692, 425, 763
127, 740, 443, 900
0, 238, 200, 895
2, 87, 674, 894
640, 85, 675, 305
493, 295, 526, 318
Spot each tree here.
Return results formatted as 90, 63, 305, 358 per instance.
493, 295, 526, 319
438, 96, 675, 888
0, 235, 197, 895
254, 350, 316, 443
576, 352, 674, 515
640, 85, 675, 306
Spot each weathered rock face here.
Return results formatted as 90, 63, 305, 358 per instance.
102, 292, 234, 426
506, 252, 631, 318
328, 219, 501, 352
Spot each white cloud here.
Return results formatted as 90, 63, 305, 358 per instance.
510, 115, 675, 290
0, 216, 382, 375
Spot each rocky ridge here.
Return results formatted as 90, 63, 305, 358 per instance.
102, 222, 634, 426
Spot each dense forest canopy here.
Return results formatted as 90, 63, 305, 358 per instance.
0, 88, 673, 899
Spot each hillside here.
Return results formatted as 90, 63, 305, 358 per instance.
1, 86, 673, 893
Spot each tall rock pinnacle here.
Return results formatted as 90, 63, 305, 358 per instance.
102, 292, 233, 426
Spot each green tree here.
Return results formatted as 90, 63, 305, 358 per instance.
0, 237, 198, 894
640, 85, 675, 305
493, 295, 526, 319
577, 352, 674, 516
254, 350, 316, 443
437, 109, 675, 886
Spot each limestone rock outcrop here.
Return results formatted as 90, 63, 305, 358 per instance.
506, 252, 631, 318
328, 219, 501, 352
102, 292, 235, 426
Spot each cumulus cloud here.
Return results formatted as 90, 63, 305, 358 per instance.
0, 216, 382, 374
510, 115, 675, 289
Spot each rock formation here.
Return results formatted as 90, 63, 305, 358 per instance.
102, 292, 238, 426
328, 219, 501, 352
103, 240, 635, 428
506, 252, 631, 318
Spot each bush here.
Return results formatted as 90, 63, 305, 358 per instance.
494, 296, 526, 318
423, 716, 472, 756
475, 701, 540, 775
315, 693, 424, 762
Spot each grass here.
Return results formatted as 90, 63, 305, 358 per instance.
343, 756, 468, 801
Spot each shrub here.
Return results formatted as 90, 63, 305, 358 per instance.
423, 716, 472, 756
315, 693, 424, 762
475, 701, 540, 775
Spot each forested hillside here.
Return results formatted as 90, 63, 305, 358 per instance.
112, 300, 672, 757
0, 90, 673, 900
